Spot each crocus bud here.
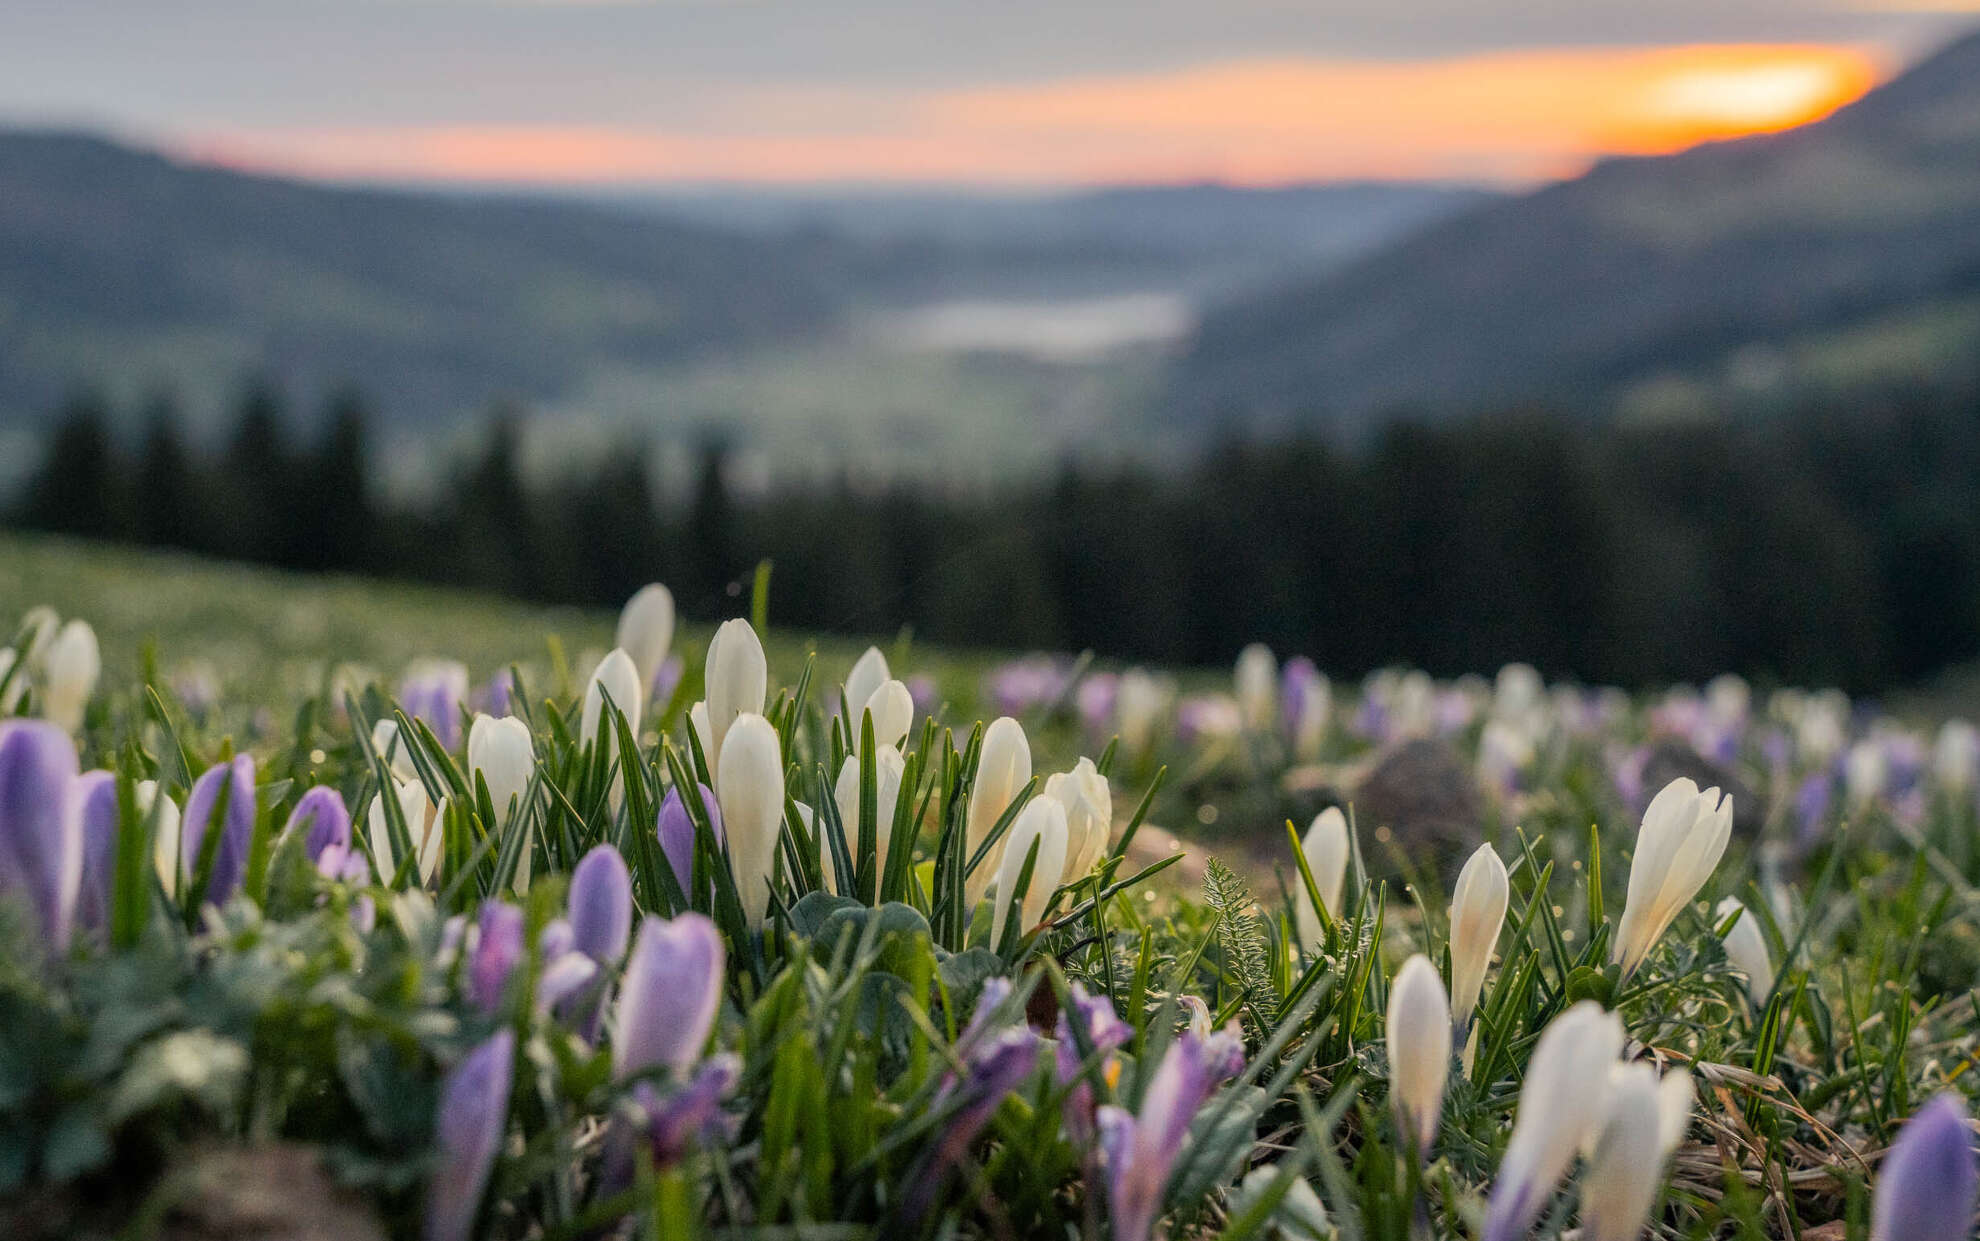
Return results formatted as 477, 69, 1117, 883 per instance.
1234, 643, 1277, 732
1872, 1094, 1978, 1241
1230, 1166, 1330, 1240
1935, 719, 1978, 795
966, 716, 1031, 904
715, 713, 783, 928
1293, 807, 1351, 945
569, 843, 633, 963
140, 780, 182, 899
1845, 739, 1887, 811
425, 1029, 514, 1241
614, 912, 724, 1080
580, 648, 644, 747
857, 679, 914, 752
1044, 756, 1112, 883
1281, 656, 1331, 761
1579, 1063, 1693, 1241
1714, 898, 1774, 1004
400, 658, 469, 751
615, 583, 677, 695
844, 646, 890, 728
370, 717, 420, 780
1450, 842, 1510, 1024
41, 620, 100, 735
1097, 1021, 1246, 1241
656, 783, 724, 895
467, 713, 534, 824
704, 619, 767, 784
1482, 1001, 1627, 1241
1115, 669, 1168, 756
285, 785, 352, 865
369, 775, 438, 886
182, 753, 256, 906
74, 770, 117, 934
989, 796, 1068, 949
466, 901, 524, 1015
832, 743, 906, 894
1612, 778, 1733, 977
0, 722, 82, 951
1386, 954, 1451, 1157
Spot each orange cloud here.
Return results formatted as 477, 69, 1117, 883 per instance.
185, 43, 1885, 187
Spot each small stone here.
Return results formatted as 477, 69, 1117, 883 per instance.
1640, 739, 1765, 836
1351, 739, 1482, 873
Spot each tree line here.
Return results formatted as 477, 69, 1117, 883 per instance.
11, 381, 1980, 693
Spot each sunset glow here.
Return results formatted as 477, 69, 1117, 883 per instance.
187, 43, 1886, 187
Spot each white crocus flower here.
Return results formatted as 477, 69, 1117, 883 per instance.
854, 678, 913, 752
41, 620, 100, 734
580, 648, 644, 747
614, 583, 676, 695
1234, 643, 1277, 732
704, 619, 767, 785
1482, 1002, 1627, 1241
1843, 739, 1886, 810
140, 780, 183, 899
716, 712, 784, 928
1935, 719, 1978, 795
831, 743, 907, 895
468, 712, 537, 887
1230, 1166, 1330, 1240
1715, 898, 1775, 1005
966, 716, 1032, 905
1386, 954, 1451, 1157
989, 796, 1067, 948
1449, 842, 1510, 1025
843, 647, 890, 729
369, 776, 439, 886
1293, 806, 1351, 946
1578, 1063, 1694, 1241
369, 718, 420, 781
1612, 778, 1733, 978
1044, 756, 1112, 883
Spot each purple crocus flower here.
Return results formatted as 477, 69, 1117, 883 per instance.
1055, 983, 1132, 1142
651, 653, 685, 710
0, 722, 83, 952
314, 842, 376, 933
534, 919, 600, 1016
1077, 673, 1119, 739
656, 784, 723, 895
1794, 771, 1834, 852
425, 1028, 514, 1241
569, 844, 633, 963
285, 785, 351, 868
1280, 657, 1321, 735
181, 754, 256, 906
614, 913, 724, 1081
466, 902, 525, 1016
906, 675, 940, 720
400, 661, 470, 751
907, 1027, 1042, 1221
1873, 1094, 1977, 1241
1096, 1021, 1247, 1241
73, 770, 117, 936
635, 1054, 741, 1164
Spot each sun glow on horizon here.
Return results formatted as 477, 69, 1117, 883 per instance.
182, 42, 1887, 188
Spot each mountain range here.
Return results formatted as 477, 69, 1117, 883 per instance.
1167, 30, 1980, 431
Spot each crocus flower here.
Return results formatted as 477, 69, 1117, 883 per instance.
569, 843, 633, 963
182, 753, 256, 906
852, 679, 914, 752
1872, 1094, 1979, 1241
0, 647, 23, 714
1450, 842, 1510, 1026
1715, 898, 1774, 1005
704, 619, 767, 784
579, 648, 644, 748
1280, 656, 1330, 760
1230, 1166, 1330, 1240
715, 713, 783, 928
370, 717, 420, 781
1386, 954, 1451, 1158
468, 712, 537, 886
1482, 1002, 1626, 1241
909, 1027, 1042, 1222
843, 646, 890, 729
989, 796, 1068, 948
74, 770, 117, 934
40, 620, 100, 735
1293, 807, 1351, 946
1175, 695, 1242, 747
1055, 982, 1132, 1142
1612, 778, 1733, 978
285, 785, 352, 868
140, 781, 182, 899
656, 783, 724, 897
1935, 719, 1978, 796
631, 1054, 741, 1164
1045, 756, 1112, 884
651, 654, 684, 711
615, 583, 677, 695
1845, 739, 1888, 811
831, 743, 906, 895
369, 775, 439, 886
1234, 643, 1277, 732
1097, 1021, 1247, 1241
466, 901, 524, 1015
1077, 673, 1118, 741
614, 912, 724, 1080
1578, 1063, 1693, 1241
1115, 670, 1169, 756
906, 674, 939, 719
534, 919, 599, 1017
400, 658, 469, 751
424, 1029, 514, 1241
966, 716, 1032, 905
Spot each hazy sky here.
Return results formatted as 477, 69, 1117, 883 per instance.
3, 1, 1972, 185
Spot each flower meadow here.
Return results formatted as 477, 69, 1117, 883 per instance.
1, 585, 1979, 1241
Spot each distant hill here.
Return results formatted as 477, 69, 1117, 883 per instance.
1167, 30, 1980, 432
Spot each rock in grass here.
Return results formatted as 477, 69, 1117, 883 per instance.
1640, 740, 1764, 837
1351, 740, 1482, 871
